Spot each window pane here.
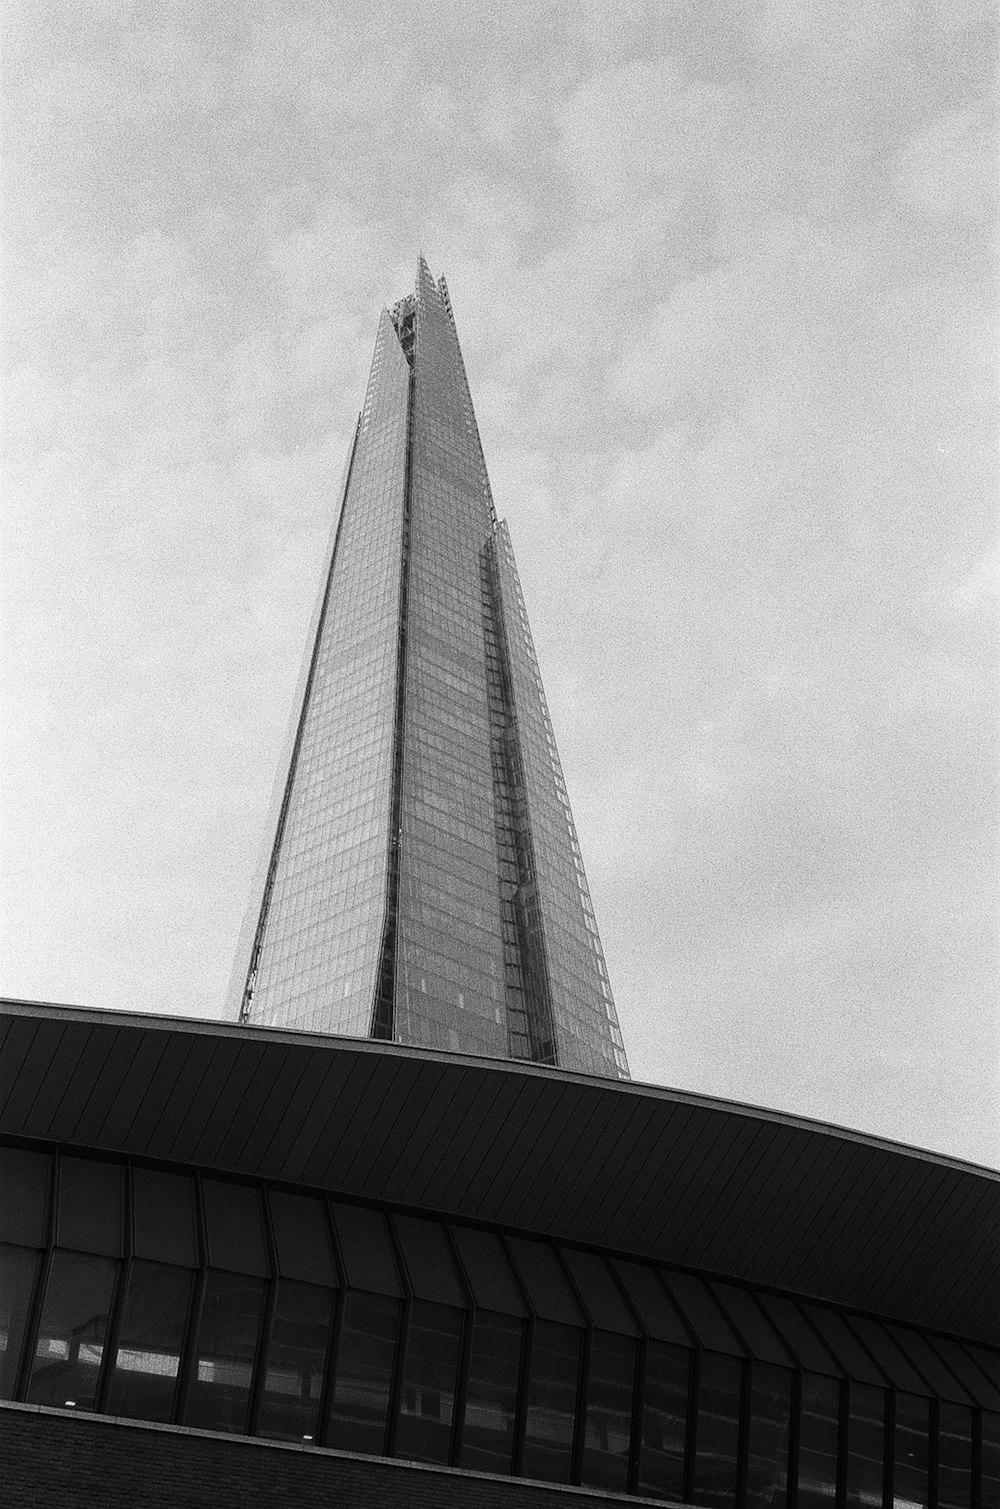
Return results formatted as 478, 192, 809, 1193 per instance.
256, 1279, 333, 1442
184, 1271, 266, 1434
459, 1311, 523, 1473
202, 1181, 267, 1276
746, 1361, 792, 1509
982, 1411, 1000, 1509
395, 1299, 462, 1463
0, 1148, 51, 1247
845, 1381, 886, 1509
0, 1244, 41, 1398
325, 1291, 401, 1455
58, 1157, 123, 1256
893, 1391, 929, 1509
693, 1351, 742, 1509
26, 1251, 118, 1409
133, 1169, 197, 1267
636, 1339, 690, 1502
106, 1261, 193, 1423
797, 1372, 840, 1508
521, 1320, 582, 1483
581, 1330, 635, 1492
937, 1400, 972, 1509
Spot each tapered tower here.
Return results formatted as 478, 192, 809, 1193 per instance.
230, 259, 628, 1079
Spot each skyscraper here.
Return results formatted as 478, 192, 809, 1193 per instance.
230, 258, 629, 1080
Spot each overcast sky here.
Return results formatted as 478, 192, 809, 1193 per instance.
3, 1, 997, 1166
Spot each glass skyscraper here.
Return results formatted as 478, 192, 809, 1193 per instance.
231, 258, 628, 1080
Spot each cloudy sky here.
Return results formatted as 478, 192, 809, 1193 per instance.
3, 1, 997, 1166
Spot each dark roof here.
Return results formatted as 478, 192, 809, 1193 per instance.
2, 998, 997, 1342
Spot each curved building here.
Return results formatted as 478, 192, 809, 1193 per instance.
1, 999, 998, 1507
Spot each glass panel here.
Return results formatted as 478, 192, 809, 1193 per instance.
0, 1243, 41, 1398
521, 1319, 582, 1483
459, 1310, 523, 1473
845, 1381, 886, 1509
797, 1372, 840, 1508
893, 1391, 929, 1509
268, 1192, 336, 1286
255, 1279, 333, 1442
58, 1156, 123, 1256
746, 1361, 792, 1509
202, 1180, 267, 1276
506, 1237, 581, 1324
451, 1226, 525, 1316
329, 1203, 401, 1295
395, 1299, 462, 1463
184, 1271, 266, 1434
637, 1339, 690, 1501
133, 1169, 197, 1267
693, 1351, 742, 1508
392, 1216, 465, 1307
0, 1147, 51, 1247
982, 1411, 1000, 1509
325, 1290, 401, 1454
936, 1400, 972, 1509
26, 1251, 118, 1409
106, 1261, 193, 1423
581, 1330, 635, 1492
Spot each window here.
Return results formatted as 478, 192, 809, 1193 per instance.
106, 1261, 193, 1423
796, 1373, 840, 1508
521, 1320, 582, 1482
636, 1339, 689, 1501
580, 1330, 636, 1492
844, 1381, 886, 1509
325, 1291, 401, 1455
0, 1244, 41, 1399
747, 1362, 792, 1509
693, 1352, 743, 1509
26, 1251, 118, 1410
255, 1279, 333, 1442
184, 1271, 266, 1434
459, 1311, 523, 1473
395, 1300, 462, 1463
936, 1400, 973, 1509
893, 1392, 929, 1509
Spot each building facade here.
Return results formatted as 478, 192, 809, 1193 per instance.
229, 258, 628, 1080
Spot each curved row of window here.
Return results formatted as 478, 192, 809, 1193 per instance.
1, 1144, 998, 1508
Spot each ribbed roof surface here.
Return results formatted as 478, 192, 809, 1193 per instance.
1, 998, 997, 1342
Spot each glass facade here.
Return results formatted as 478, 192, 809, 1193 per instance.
232, 259, 628, 1078
2, 1140, 997, 1507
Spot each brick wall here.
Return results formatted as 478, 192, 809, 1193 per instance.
0, 1403, 681, 1509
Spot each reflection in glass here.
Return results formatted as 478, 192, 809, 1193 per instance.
797, 1373, 840, 1508
26, 1251, 118, 1410
746, 1361, 792, 1509
326, 1291, 401, 1455
580, 1330, 635, 1492
106, 1261, 193, 1422
893, 1391, 929, 1509
936, 1400, 972, 1509
184, 1271, 265, 1434
521, 1320, 582, 1482
459, 1311, 523, 1473
0, 1244, 41, 1399
982, 1411, 1000, 1509
845, 1381, 886, 1509
693, 1351, 742, 1509
637, 1339, 689, 1502
256, 1280, 333, 1442
395, 1300, 462, 1463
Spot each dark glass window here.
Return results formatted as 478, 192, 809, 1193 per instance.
937, 1400, 973, 1509
459, 1310, 523, 1473
845, 1381, 886, 1509
637, 1339, 689, 1501
395, 1299, 462, 1463
202, 1180, 267, 1276
184, 1271, 266, 1434
693, 1351, 743, 1509
0, 1243, 41, 1398
982, 1411, 1000, 1509
255, 1279, 333, 1442
797, 1372, 840, 1508
580, 1330, 635, 1492
106, 1261, 193, 1423
521, 1320, 582, 1483
0, 1147, 51, 1247
746, 1361, 792, 1509
133, 1169, 197, 1267
325, 1290, 401, 1455
58, 1156, 123, 1256
893, 1391, 929, 1509
26, 1251, 118, 1409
